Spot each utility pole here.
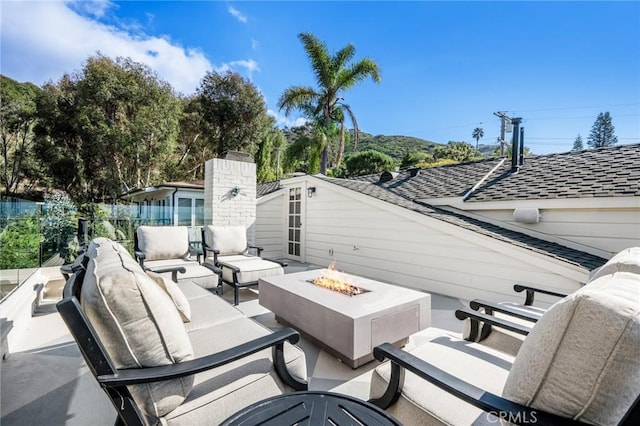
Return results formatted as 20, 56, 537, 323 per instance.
493, 111, 511, 157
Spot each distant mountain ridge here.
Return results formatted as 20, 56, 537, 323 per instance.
346, 131, 441, 160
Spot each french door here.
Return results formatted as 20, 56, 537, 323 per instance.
286, 186, 304, 261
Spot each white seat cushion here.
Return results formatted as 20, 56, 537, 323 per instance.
589, 247, 640, 281
81, 238, 194, 418
146, 271, 192, 323
220, 258, 284, 284
503, 270, 640, 424
370, 328, 513, 425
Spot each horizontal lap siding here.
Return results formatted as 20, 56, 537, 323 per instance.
305, 188, 580, 306
471, 208, 640, 256
256, 195, 284, 259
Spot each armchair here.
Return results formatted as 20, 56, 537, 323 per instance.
370, 254, 640, 425
134, 225, 220, 289
202, 225, 287, 305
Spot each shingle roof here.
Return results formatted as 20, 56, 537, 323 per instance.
257, 180, 283, 197
351, 144, 640, 203
466, 144, 640, 202
321, 177, 607, 270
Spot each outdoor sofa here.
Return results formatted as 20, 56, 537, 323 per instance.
369, 247, 640, 425
57, 237, 307, 425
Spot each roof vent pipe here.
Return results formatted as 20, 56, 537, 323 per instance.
379, 171, 398, 183
409, 168, 420, 177
510, 117, 522, 173
519, 126, 525, 167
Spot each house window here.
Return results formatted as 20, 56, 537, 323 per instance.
178, 198, 192, 226
195, 199, 205, 226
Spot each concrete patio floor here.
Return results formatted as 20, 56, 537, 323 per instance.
0, 261, 467, 426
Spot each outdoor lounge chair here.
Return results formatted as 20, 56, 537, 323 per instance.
369, 248, 640, 425
458, 247, 640, 349
57, 238, 307, 425
134, 225, 220, 290
202, 225, 287, 305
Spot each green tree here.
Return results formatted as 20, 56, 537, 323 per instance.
166, 96, 212, 181
472, 127, 484, 151
35, 55, 182, 201
400, 151, 433, 168
256, 128, 279, 183
572, 134, 584, 151
278, 32, 381, 174
198, 71, 270, 158
587, 112, 618, 148
41, 191, 77, 262
344, 150, 395, 177
1, 75, 43, 195
0, 214, 41, 269
434, 142, 479, 163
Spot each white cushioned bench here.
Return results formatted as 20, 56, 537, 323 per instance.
58, 237, 307, 425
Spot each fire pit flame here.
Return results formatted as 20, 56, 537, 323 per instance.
310, 262, 368, 296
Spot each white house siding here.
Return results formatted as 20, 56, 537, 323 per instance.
256, 191, 285, 259
450, 198, 640, 258
294, 181, 586, 307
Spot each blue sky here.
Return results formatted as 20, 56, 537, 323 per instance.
2, 1, 639, 155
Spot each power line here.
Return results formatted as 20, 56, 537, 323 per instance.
507, 102, 640, 113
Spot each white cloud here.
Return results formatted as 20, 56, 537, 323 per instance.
227, 5, 247, 24
0, 1, 212, 94
215, 59, 260, 80
251, 38, 259, 50
268, 109, 309, 128
68, 0, 114, 18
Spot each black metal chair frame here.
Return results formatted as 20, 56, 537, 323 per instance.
57, 257, 307, 426
369, 341, 640, 425
201, 229, 288, 305
461, 284, 569, 342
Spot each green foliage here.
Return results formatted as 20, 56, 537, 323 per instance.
41, 191, 77, 262
587, 112, 618, 148
284, 131, 324, 175
256, 130, 278, 183
433, 141, 479, 163
33, 56, 183, 200
198, 71, 270, 158
572, 134, 584, 151
278, 32, 381, 173
0, 214, 40, 269
344, 150, 396, 177
345, 131, 439, 160
1, 75, 43, 195
400, 151, 434, 168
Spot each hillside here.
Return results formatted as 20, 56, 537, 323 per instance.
346, 131, 441, 159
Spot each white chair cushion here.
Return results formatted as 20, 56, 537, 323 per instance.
503, 270, 640, 424
370, 327, 513, 425
146, 271, 192, 323
589, 247, 640, 281
204, 225, 247, 256
81, 238, 194, 418
137, 226, 190, 261
220, 258, 284, 284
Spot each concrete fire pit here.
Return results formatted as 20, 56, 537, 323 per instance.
259, 269, 431, 368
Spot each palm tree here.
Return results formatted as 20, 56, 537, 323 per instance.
472, 127, 484, 151
278, 33, 381, 174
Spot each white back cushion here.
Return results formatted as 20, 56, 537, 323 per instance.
137, 226, 190, 261
503, 270, 640, 424
204, 225, 247, 256
81, 238, 194, 417
589, 247, 640, 282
